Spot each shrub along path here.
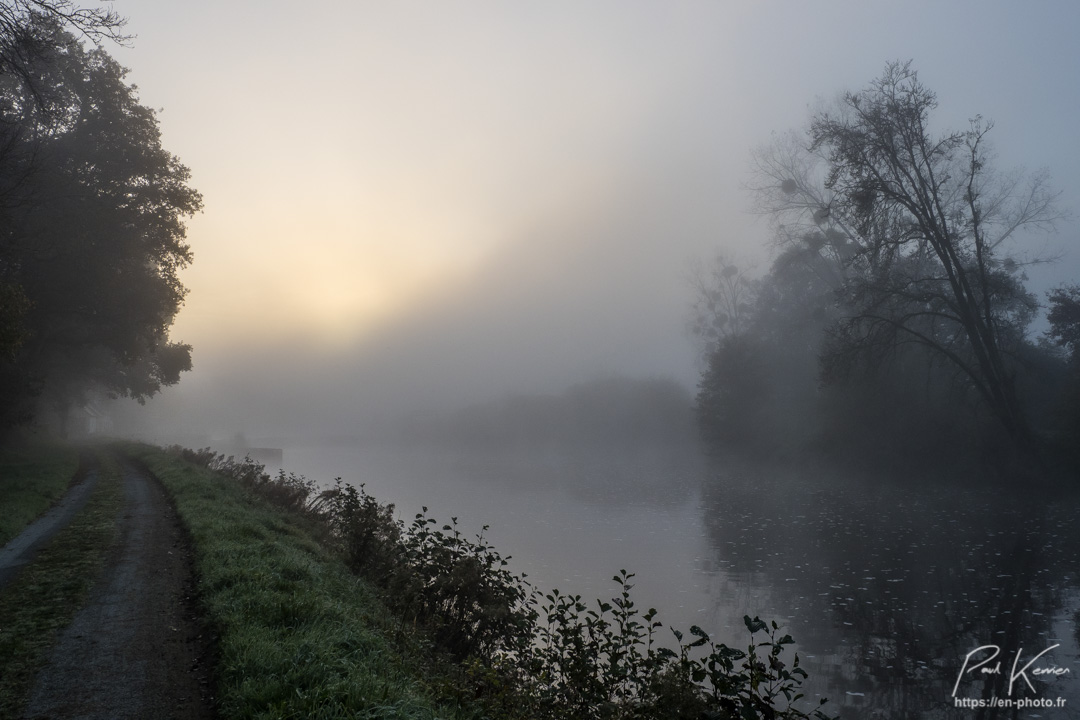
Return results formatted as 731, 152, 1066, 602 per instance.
18, 457, 214, 720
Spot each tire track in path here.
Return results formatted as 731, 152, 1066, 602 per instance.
22, 456, 215, 720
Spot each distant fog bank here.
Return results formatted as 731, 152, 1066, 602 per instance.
386, 376, 696, 449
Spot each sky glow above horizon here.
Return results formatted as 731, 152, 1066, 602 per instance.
100, 0, 1080, 437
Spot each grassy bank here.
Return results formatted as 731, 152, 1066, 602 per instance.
0, 442, 80, 547
126, 444, 469, 720
0, 449, 123, 719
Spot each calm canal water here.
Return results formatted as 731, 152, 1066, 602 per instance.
277, 442, 1080, 719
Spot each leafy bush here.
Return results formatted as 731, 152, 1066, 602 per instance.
391, 509, 535, 663
320, 480, 402, 581
516, 573, 830, 719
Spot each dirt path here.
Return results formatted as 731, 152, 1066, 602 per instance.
21, 457, 215, 720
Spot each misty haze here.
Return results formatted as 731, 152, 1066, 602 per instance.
2, 3, 1080, 719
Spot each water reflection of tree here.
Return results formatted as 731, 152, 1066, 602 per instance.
699, 460, 1080, 719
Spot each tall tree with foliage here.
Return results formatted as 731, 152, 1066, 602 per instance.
696, 62, 1063, 461
777, 62, 1056, 446
0, 17, 199, 430
812, 62, 1058, 444
0, 2, 125, 385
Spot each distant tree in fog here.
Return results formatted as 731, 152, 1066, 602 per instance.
694, 240, 841, 454
695, 333, 770, 450
0, 17, 199, 432
687, 253, 756, 359
1047, 286, 1080, 363
697, 61, 1064, 462
807, 61, 1057, 446
1046, 286, 1080, 456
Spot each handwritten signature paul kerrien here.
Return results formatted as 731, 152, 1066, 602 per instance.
953, 645, 1070, 697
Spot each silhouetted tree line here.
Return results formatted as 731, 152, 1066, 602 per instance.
0, 4, 199, 435
693, 62, 1075, 472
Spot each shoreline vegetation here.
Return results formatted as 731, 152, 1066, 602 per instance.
132, 442, 834, 719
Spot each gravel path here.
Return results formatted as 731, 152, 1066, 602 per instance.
21, 458, 215, 720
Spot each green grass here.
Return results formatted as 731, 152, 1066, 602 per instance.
127, 444, 474, 720
0, 450, 124, 720
0, 442, 80, 547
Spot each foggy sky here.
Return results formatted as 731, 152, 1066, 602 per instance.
106, 1, 1080, 441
